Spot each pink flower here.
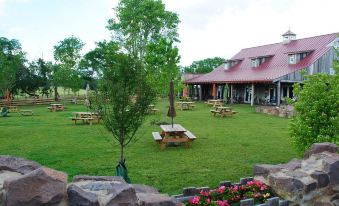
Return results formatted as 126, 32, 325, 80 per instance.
216, 200, 230, 206
189, 196, 200, 205
218, 186, 226, 193
199, 190, 210, 197
206, 198, 211, 204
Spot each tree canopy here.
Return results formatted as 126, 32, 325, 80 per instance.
184, 57, 225, 74
0, 37, 26, 97
107, 0, 180, 59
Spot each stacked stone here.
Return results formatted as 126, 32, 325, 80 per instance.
254, 142, 339, 206
174, 177, 288, 206
0, 156, 176, 206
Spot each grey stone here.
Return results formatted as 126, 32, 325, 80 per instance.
132, 184, 159, 194
321, 153, 339, 186
81, 182, 116, 191
267, 197, 279, 206
0, 155, 41, 174
240, 177, 253, 185
137, 193, 176, 206
4, 167, 67, 206
73, 175, 126, 184
240, 198, 254, 206
253, 164, 281, 177
279, 200, 289, 206
67, 184, 99, 206
219, 181, 232, 187
182, 187, 198, 196
105, 184, 138, 206
282, 159, 301, 171
268, 175, 304, 194
311, 171, 330, 188
304, 142, 338, 159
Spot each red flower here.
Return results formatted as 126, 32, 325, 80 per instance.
218, 186, 226, 194
189, 196, 200, 205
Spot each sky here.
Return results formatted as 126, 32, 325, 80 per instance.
0, 0, 338, 66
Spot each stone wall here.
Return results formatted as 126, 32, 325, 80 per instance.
256, 105, 294, 118
0, 156, 176, 206
254, 142, 339, 206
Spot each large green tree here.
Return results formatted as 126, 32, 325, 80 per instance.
289, 48, 339, 153
184, 57, 225, 74
53, 36, 84, 98
145, 38, 180, 96
0, 37, 26, 99
107, 0, 180, 60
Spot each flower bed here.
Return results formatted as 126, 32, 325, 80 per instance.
186, 180, 273, 206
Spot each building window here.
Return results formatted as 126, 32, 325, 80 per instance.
329, 68, 335, 75
289, 54, 296, 64
251, 59, 258, 68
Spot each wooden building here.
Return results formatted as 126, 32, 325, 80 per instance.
185, 31, 339, 106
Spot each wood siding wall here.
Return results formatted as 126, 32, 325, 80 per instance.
276, 48, 335, 82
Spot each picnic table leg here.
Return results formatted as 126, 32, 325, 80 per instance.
160, 142, 166, 150
90, 119, 93, 126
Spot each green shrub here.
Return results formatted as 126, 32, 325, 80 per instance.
289, 49, 339, 153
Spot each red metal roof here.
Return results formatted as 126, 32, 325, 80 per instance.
186, 33, 338, 84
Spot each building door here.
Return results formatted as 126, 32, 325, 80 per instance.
269, 87, 276, 103
244, 85, 252, 103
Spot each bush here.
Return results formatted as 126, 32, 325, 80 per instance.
289, 51, 339, 153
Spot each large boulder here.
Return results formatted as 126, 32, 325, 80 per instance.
304, 142, 338, 159
0, 155, 41, 174
4, 167, 67, 206
254, 143, 339, 206
68, 176, 176, 206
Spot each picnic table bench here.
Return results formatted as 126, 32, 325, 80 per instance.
210, 106, 237, 117
152, 124, 197, 150
8, 106, 19, 112
48, 104, 64, 112
71, 117, 95, 126
147, 105, 159, 114
70, 112, 101, 126
20, 110, 33, 116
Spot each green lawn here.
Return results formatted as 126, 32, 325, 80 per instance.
0, 101, 298, 194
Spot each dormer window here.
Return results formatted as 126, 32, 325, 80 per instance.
225, 59, 242, 70
289, 54, 296, 64
251, 59, 259, 68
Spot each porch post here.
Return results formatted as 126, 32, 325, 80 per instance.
199, 85, 202, 101
277, 81, 281, 106
251, 83, 255, 106
230, 84, 234, 104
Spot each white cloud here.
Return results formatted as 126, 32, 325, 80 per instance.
163, 0, 339, 66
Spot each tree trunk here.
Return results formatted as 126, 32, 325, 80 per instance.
120, 142, 124, 163
54, 86, 59, 101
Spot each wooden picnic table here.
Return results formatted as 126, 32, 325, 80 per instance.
71, 112, 101, 126
147, 104, 159, 114
210, 106, 237, 117
8, 106, 19, 112
48, 104, 64, 112
152, 124, 196, 150
205, 99, 223, 107
20, 110, 33, 116
175, 101, 196, 110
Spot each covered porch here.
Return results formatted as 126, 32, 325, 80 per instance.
184, 81, 295, 106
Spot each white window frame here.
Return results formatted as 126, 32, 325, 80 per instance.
251, 59, 258, 68
289, 54, 296, 64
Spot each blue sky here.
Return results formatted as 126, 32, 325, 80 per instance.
1, 0, 338, 65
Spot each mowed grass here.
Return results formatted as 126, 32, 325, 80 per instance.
0, 101, 298, 194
